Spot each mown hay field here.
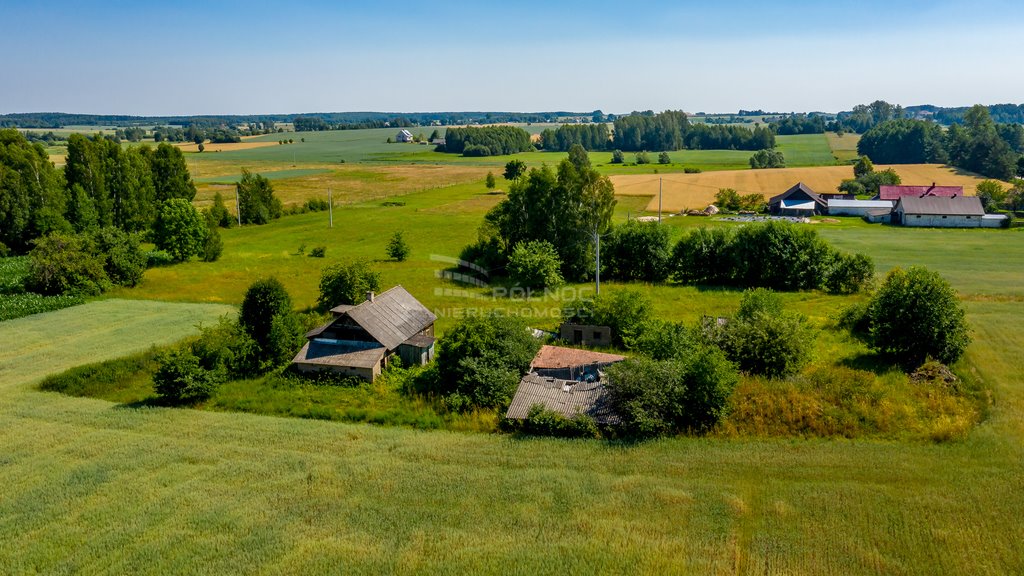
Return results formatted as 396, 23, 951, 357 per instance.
614, 164, 995, 212
826, 131, 862, 163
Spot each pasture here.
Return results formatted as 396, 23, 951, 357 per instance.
614, 163, 995, 212
827, 131, 862, 163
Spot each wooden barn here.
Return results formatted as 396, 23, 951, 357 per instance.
291, 286, 435, 381
769, 183, 827, 216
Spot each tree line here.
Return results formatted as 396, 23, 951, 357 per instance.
858, 106, 1024, 180
438, 126, 533, 156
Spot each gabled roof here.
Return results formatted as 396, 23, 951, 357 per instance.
896, 195, 984, 216
340, 286, 436, 351
291, 340, 386, 369
769, 182, 826, 207
878, 185, 962, 201
505, 374, 621, 424
531, 345, 625, 371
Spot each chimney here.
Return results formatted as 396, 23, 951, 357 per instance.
366, 291, 375, 303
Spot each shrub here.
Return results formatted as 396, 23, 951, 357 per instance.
433, 313, 540, 409
317, 261, 381, 310
866, 267, 970, 367
683, 167, 702, 174
309, 245, 326, 258
201, 224, 223, 262
153, 348, 221, 404
191, 317, 260, 378
602, 221, 671, 282
605, 349, 737, 437
92, 227, 146, 287
631, 320, 694, 361
485, 171, 496, 189
610, 149, 625, 164
715, 188, 742, 211
824, 252, 874, 294
749, 148, 785, 169
658, 151, 671, 164
716, 289, 814, 378
507, 240, 563, 289
304, 197, 330, 212
635, 151, 651, 164
209, 192, 235, 228
562, 289, 652, 349
26, 233, 109, 296
237, 169, 282, 224
239, 277, 295, 368
511, 404, 599, 438
670, 227, 734, 285
731, 221, 832, 291
145, 250, 175, 268
386, 231, 410, 262
154, 198, 206, 262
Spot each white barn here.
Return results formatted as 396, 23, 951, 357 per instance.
395, 129, 414, 143
894, 196, 1005, 228
827, 199, 894, 217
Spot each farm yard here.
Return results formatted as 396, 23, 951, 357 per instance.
3, 112, 1024, 574
613, 163, 996, 212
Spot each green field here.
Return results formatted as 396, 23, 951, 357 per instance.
187, 128, 838, 175
195, 168, 331, 184
5, 124, 1024, 572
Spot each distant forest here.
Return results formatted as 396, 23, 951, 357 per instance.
0, 111, 596, 130
2, 104, 1022, 134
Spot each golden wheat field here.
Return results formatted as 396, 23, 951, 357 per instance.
612, 164, 997, 212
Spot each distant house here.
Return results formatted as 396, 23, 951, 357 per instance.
893, 196, 1005, 228
396, 129, 414, 143
559, 323, 612, 348
505, 345, 626, 424
827, 199, 894, 217
291, 286, 436, 381
877, 184, 962, 201
768, 183, 827, 216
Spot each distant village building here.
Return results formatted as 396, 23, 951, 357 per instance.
395, 129, 414, 143
768, 183, 827, 216
505, 345, 626, 425
291, 286, 435, 381
893, 196, 1006, 228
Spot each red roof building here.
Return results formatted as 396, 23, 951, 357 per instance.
877, 184, 963, 201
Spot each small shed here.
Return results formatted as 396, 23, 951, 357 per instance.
559, 323, 612, 347
769, 183, 827, 216
395, 129, 414, 143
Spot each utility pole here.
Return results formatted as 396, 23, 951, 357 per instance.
658, 177, 663, 223
235, 187, 241, 227
328, 188, 333, 228
594, 231, 601, 296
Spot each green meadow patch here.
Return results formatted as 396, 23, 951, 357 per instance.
195, 168, 330, 184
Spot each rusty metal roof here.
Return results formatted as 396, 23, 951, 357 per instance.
505, 373, 621, 424
530, 345, 625, 370
878, 185, 962, 201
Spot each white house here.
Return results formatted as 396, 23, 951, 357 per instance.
827, 199, 894, 217
395, 129, 414, 143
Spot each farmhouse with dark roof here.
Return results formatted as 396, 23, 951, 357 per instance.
291, 286, 436, 381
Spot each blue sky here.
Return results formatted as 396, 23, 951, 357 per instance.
2, 0, 1022, 115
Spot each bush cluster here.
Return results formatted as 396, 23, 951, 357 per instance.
671, 221, 874, 294
26, 227, 146, 296
507, 240, 563, 289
